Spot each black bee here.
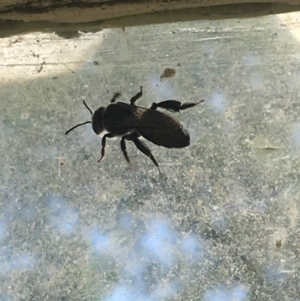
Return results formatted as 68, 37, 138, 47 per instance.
65, 86, 203, 174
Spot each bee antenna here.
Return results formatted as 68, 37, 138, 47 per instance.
65, 121, 92, 135
83, 100, 93, 115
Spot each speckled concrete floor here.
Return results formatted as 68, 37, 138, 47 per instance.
0, 12, 299, 301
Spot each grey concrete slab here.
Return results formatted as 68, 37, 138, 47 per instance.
0, 12, 299, 301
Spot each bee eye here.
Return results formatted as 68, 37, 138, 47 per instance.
92, 107, 105, 135
92, 121, 103, 135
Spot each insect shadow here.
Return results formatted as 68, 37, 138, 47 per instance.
65, 86, 204, 174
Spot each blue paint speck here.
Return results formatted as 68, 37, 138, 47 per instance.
85, 225, 110, 253
48, 196, 79, 235
209, 93, 226, 114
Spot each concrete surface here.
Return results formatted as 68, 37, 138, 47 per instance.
0, 11, 300, 301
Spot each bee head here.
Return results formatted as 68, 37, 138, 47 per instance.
92, 107, 105, 135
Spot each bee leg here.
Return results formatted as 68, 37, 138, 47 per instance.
130, 136, 161, 175
130, 86, 143, 105
120, 132, 141, 164
151, 99, 204, 112
98, 133, 114, 162
110, 92, 121, 103
120, 136, 130, 163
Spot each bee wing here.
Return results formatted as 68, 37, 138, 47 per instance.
134, 107, 190, 148
109, 105, 176, 132
107, 104, 190, 148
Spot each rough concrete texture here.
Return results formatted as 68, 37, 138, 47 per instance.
1, 11, 300, 301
